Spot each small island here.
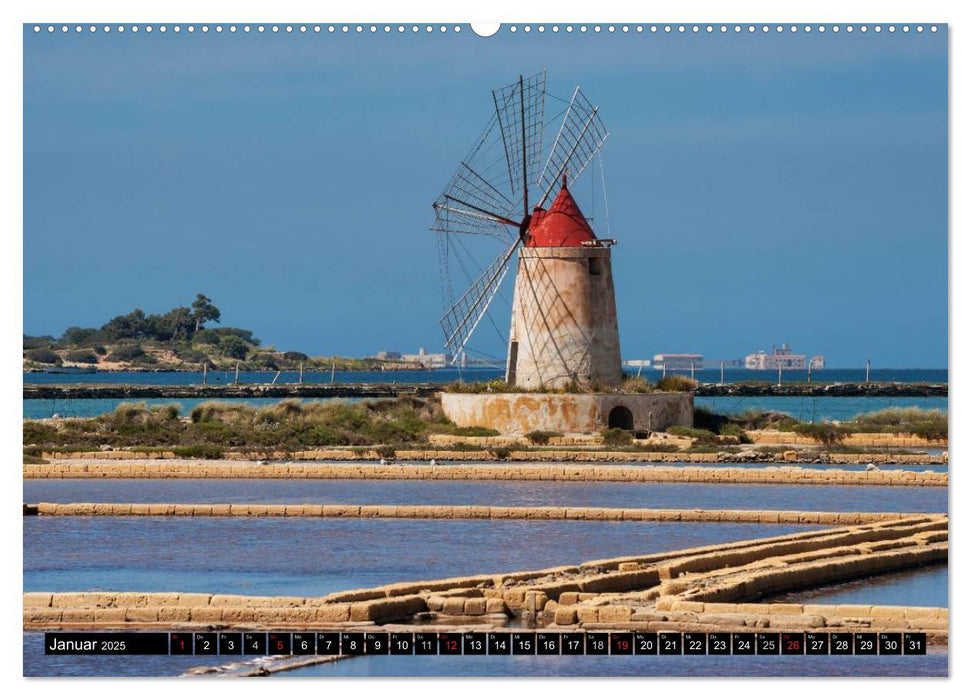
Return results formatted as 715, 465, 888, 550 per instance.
23, 294, 423, 373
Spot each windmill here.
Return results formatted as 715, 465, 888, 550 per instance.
432, 72, 622, 390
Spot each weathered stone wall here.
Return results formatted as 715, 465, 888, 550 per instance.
508, 247, 622, 390
24, 461, 948, 485
25, 502, 929, 525
440, 392, 693, 434
748, 430, 948, 447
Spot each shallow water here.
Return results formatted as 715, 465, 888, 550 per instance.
766, 565, 948, 608
23, 517, 816, 596
24, 478, 948, 514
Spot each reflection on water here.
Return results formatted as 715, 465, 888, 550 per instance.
24, 478, 948, 514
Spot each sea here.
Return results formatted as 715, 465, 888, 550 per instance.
22, 368, 949, 421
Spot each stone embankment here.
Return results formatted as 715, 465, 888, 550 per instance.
24, 461, 948, 486
744, 430, 947, 448
24, 383, 439, 400
23, 381, 946, 400
428, 432, 948, 449
24, 515, 947, 646
23, 502, 927, 526
30, 448, 947, 466
695, 383, 946, 397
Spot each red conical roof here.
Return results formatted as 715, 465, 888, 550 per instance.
526, 177, 596, 247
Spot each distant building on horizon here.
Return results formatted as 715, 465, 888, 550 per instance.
653, 353, 704, 371
745, 343, 824, 370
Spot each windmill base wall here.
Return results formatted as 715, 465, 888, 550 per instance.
440, 392, 693, 436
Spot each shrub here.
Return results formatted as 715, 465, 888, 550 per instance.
444, 425, 501, 437
601, 428, 632, 447
65, 349, 98, 364
620, 376, 653, 393
793, 422, 850, 445
23, 335, 56, 350
283, 351, 309, 362
655, 375, 699, 392
25, 348, 60, 364
107, 344, 146, 361
718, 423, 752, 443
847, 407, 947, 440
489, 446, 513, 459
92, 345, 107, 356
219, 335, 250, 360
172, 444, 224, 459
668, 425, 718, 440
692, 406, 729, 433
525, 430, 563, 445
375, 445, 396, 460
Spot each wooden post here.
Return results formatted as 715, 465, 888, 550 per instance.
720, 361, 724, 385
234, 361, 240, 385
777, 365, 782, 387
202, 362, 207, 385
331, 361, 336, 384
866, 358, 871, 383
299, 362, 304, 385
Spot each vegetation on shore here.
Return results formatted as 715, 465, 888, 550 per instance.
443, 374, 700, 396
22, 399, 946, 461
23, 294, 420, 373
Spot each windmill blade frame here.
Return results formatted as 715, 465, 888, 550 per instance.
491, 71, 547, 215
536, 87, 609, 208
439, 237, 521, 363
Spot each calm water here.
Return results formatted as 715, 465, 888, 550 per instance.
767, 565, 948, 608
24, 518, 817, 596
23, 479, 948, 514
22, 632, 947, 677
697, 396, 948, 423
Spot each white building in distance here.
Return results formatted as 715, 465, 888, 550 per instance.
745, 343, 824, 370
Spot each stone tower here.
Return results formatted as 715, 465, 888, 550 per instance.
505, 176, 622, 390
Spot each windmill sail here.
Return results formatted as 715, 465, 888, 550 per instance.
536, 87, 609, 208
492, 72, 547, 215
430, 74, 608, 364
439, 238, 520, 362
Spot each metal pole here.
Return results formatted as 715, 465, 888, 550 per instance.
202, 362, 207, 385
777, 365, 782, 387
299, 362, 304, 385
866, 358, 871, 383
720, 361, 724, 385
331, 361, 336, 384
234, 361, 240, 385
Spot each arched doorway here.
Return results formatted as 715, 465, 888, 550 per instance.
607, 405, 634, 430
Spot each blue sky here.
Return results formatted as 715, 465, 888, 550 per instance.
23, 26, 947, 367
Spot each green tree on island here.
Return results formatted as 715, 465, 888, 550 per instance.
192, 294, 221, 332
